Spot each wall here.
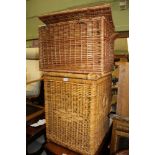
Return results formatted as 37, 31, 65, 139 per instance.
26, 0, 129, 53
27, 0, 128, 39
114, 38, 128, 54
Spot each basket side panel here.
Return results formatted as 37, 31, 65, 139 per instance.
44, 77, 92, 154
103, 18, 114, 73
89, 75, 112, 154
44, 75, 112, 155
39, 17, 114, 74
39, 26, 51, 70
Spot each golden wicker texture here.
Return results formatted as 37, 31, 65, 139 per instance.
44, 73, 112, 155
39, 5, 114, 74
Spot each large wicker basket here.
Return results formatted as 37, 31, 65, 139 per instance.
39, 4, 114, 74
44, 72, 112, 155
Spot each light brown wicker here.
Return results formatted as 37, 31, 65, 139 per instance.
39, 4, 114, 74
44, 73, 112, 155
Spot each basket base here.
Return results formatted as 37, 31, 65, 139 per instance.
45, 125, 112, 155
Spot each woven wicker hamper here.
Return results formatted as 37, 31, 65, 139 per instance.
44, 72, 112, 155
39, 4, 114, 74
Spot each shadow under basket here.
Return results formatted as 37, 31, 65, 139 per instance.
44, 72, 112, 155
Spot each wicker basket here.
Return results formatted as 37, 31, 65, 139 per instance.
44, 73, 112, 155
39, 4, 114, 74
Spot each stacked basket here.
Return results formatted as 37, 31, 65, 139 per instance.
39, 4, 114, 155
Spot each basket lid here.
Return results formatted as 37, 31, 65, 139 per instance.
39, 4, 114, 28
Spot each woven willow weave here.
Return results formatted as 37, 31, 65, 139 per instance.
44, 74, 112, 155
39, 4, 114, 74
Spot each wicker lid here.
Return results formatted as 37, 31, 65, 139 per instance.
39, 4, 114, 28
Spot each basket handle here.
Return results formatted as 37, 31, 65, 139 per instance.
110, 32, 119, 41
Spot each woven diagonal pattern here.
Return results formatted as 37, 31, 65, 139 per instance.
44, 75, 112, 155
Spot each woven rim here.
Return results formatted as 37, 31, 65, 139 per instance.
43, 71, 112, 80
